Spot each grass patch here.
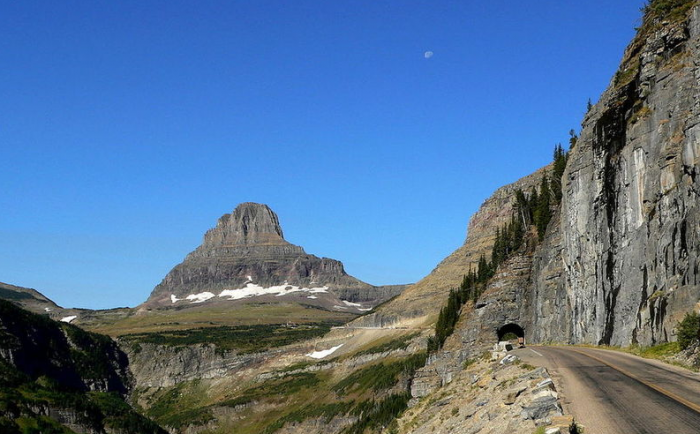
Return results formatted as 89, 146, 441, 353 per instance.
263, 401, 354, 434
0, 288, 35, 302
333, 353, 427, 396
341, 393, 411, 434
630, 341, 681, 358
84, 302, 356, 337
120, 323, 336, 354
354, 333, 419, 357
145, 380, 214, 430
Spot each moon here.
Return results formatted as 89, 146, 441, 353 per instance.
424, 51, 433, 59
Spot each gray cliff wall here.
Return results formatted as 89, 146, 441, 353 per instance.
558, 5, 700, 346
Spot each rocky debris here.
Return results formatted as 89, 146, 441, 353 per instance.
145, 203, 403, 310
396, 353, 570, 434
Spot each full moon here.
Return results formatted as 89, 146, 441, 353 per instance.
424, 51, 433, 59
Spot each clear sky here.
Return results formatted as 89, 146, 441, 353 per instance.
1, 1, 645, 309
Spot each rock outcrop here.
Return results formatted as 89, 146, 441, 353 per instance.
557, 4, 700, 346
145, 202, 404, 309
369, 2, 700, 350
0, 300, 166, 433
353, 167, 547, 328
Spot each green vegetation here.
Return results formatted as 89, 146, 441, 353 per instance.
341, 393, 411, 434
0, 287, 34, 301
145, 380, 215, 430
551, 140, 570, 203
120, 322, 336, 354
254, 352, 428, 433
630, 341, 681, 358
642, 0, 695, 22
332, 353, 427, 396
147, 372, 325, 431
501, 332, 519, 341
677, 311, 700, 350
0, 362, 164, 434
354, 332, 418, 357
0, 300, 165, 433
83, 302, 356, 337
428, 140, 571, 353
263, 402, 353, 434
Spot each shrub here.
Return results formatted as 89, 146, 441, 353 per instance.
677, 311, 700, 350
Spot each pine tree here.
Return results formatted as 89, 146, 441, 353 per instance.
551, 143, 567, 203
535, 174, 551, 240
568, 129, 578, 149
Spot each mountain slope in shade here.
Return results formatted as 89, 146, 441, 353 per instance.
144, 202, 405, 313
0, 281, 76, 320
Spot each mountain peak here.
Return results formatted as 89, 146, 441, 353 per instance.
204, 202, 286, 248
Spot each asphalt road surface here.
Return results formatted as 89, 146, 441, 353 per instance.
513, 346, 700, 433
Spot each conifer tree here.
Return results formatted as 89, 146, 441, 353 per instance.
551, 143, 567, 203
535, 174, 551, 240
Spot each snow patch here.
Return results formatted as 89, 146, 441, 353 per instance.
171, 294, 180, 304
61, 316, 77, 323
357, 308, 373, 312
186, 292, 215, 303
307, 344, 343, 359
307, 296, 318, 299
342, 300, 362, 307
44, 307, 51, 312
218, 282, 329, 301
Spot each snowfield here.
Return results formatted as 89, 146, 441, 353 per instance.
170, 280, 330, 304
307, 344, 343, 359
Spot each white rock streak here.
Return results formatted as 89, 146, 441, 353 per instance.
60, 316, 77, 323
307, 344, 343, 359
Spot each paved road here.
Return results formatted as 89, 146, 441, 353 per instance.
513, 346, 700, 433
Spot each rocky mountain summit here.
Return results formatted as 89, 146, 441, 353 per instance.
145, 202, 404, 311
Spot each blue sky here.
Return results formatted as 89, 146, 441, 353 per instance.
1, 1, 645, 309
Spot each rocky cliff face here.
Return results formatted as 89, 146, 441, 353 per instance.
353, 168, 548, 328
0, 300, 166, 433
558, 4, 700, 346
375, 2, 700, 352
146, 202, 403, 309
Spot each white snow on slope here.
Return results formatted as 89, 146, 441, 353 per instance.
61, 316, 77, 323
342, 300, 362, 307
307, 344, 343, 359
218, 282, 329, 300
170, 280, 330, 304
186, 292, 215, 303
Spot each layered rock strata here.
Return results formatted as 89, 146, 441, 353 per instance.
146, 202, 403, 308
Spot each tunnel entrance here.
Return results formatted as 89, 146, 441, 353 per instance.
497, 323, 525, 346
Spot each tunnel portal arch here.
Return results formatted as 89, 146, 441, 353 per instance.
497, 323, 525, 342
